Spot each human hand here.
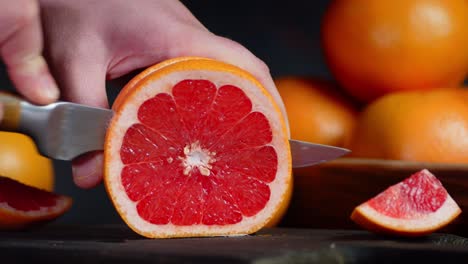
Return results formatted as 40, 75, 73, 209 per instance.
0, 0, 59, 104
37, 0, 287, 189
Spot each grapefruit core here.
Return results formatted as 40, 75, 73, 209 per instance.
351, 169, 461, 236
104, 57, 292, 238
0, 176, 72, 229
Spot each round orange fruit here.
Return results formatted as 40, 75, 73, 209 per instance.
0, 132, 54, 191
274, 76, 358, 147
346, 87, 468, 163
321, 0, 468, 102
104, 57, 292, 238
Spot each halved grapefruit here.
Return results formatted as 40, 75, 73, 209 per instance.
104, 57, 292, 238
351, 169, 462, 236
0, 176, 72, 229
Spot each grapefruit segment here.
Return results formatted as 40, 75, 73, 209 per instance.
172, 79, 217, 140
351, 169, 462, 236
171, 173, 205, 225
224, 172, 270, 217
196, 84, 253, 147
213, 146, 278, 183
104, 57, 292, 238
0, 176, 72, 229
120, 124, 181, 164
202, 176, 243, 225
138, 93, 189, 145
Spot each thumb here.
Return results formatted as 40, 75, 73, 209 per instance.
52, 58, 108, 188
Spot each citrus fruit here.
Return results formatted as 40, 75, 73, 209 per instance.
351, 169, 461, 236
0, 132, 54, 191
346, 88, 468, 163
0, 175, 72, 230
104, 57, 292, 238
321, 0, 468, 102
274, 76, 358, 147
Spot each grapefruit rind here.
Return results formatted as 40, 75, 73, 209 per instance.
351, 195, 461, 236
112, 57, 209, 111
104, 57, 292, 238
0, 197, 72, 229
0, 176, 73, 230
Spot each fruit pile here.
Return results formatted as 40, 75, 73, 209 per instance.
276, 0, 468, 164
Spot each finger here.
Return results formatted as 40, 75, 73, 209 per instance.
72, 151, 103, 189
0, 0, 59, 104
51, 57, 108, 188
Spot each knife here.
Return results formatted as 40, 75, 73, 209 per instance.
0, 94, 350, 168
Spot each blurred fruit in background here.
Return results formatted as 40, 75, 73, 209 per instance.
0, 132, 54, 191
346, 88, 468, 163
321, 0, 468, 103
274, 76, 358, 147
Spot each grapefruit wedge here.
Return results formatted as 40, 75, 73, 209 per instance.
104, 57, 292, 238
0, 176, 72, 229
351, 169, 462, 236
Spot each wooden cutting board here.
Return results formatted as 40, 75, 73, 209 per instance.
0, 225, 467, 263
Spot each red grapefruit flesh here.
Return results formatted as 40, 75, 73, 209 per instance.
104, 58, 292, 238
0, 176, 72, 229
351, 169, 462, 236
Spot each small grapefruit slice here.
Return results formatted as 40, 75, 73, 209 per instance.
104, 57, 292, 238
0, 176, 72, 229
351, 169, 462, 236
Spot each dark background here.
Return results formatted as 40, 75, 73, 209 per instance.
0, 1, 466, 225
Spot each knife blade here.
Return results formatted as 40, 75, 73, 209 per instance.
0, 95, 350, 167
289, 139, 350, 168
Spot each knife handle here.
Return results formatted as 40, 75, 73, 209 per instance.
0, 92, 22, 131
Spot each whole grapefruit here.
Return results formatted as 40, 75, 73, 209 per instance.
274, 76, 358, 147
321, 0, 468, 102
346, 87, 468, 163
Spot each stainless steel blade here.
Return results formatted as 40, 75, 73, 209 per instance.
17, 101, 114, 160
289, 139, 350, 168
15, 101, 350, 165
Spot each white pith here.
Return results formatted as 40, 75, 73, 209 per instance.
105, 69, 291, 238
180, 141, 215, 176
356, 194, 461, 232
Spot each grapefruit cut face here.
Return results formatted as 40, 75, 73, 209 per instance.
0, 176, 72, 229
104, 57, 292, 238
351, 169, 461, 236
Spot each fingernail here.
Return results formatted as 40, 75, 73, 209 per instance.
40, 74, 60, 101
17, 55, 60, 102
15, 55, 46, 74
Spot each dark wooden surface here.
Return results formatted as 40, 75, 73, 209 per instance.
280, 158, 468, 237
0, 225, 467, 263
